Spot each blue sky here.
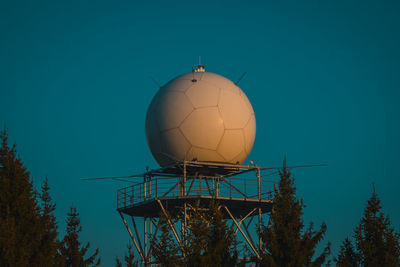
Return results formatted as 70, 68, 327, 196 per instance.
1, 0, 399, 265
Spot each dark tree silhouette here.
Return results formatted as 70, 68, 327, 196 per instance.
336, 187, 400, 267
124, 241, 138, 267
335, 238, 359, 267
260, 157, 330, 267
32, 177, 62, 266
203, 202, 241, 266
59, 207, 100, 267
0, 128, 44, 266
115, 257, 122, 267
186, 201, 241, 267
115, 242, 138, 267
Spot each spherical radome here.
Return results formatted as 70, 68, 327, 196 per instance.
145, 71, 256, 167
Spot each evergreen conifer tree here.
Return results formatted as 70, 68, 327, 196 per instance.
152, 201, 242, 267
115, 242, 138, 267
260, 157, 330, 267
336, 187, 400, 267
124, 242, 138, 267
190, 201, 241, 267
335, 238, 359, 267
152, 215, 184, 267
354, 188, 400, 266
115, 257, 122, 267
59, 207, 101, 267
0, 128, 44, 266
30, 177, 61, 266
184, 202, 210, 266
337, 187, 400, 267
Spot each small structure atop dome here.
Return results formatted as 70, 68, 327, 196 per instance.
194, 64, 205, 72
194, 57, 205, 72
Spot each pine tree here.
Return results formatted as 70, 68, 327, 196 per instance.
189, 201, 241, 267
260, 157, 330, 267
152, 215, 184, 267
206, 202, 241, 266
40, 178, 59, 264
115, 242, 138, 267
353, 188, 400, 266
115, 257, 122, 267
59, 207, 101, 267
124, 241, 138, 267
0, 128, 44, 266
30, 177, 61, 266
335, 238, 359, 267
185, 202, 210, 266
152, 201, 242, 267
336, 188, 400, 267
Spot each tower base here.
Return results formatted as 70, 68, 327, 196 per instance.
117, 161, 275, 266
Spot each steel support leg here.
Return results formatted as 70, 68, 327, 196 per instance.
119, 212, 144, 262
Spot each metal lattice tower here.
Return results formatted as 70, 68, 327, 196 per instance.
117, 161, 276, 266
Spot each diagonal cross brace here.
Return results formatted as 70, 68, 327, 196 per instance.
146, 218, 161, 263
234, 207, 257, 235
224, 206, 261, 260
157, 199, 186, 257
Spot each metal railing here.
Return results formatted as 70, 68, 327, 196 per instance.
117, 176, 275, 210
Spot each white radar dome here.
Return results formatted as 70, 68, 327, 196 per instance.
145, 67, 256, 167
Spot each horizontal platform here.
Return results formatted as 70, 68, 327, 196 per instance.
117, 161, 276, 219
132, 161, 269, 177
117, 195, 273, 218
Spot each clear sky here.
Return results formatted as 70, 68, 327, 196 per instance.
1, 0, 399, 265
